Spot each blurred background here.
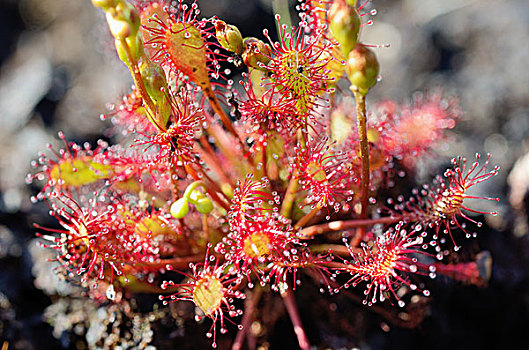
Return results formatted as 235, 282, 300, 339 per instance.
1, 0, 529, 349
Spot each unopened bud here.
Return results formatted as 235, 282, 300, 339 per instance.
188, 188, 206, 203
242, 37, 271, 71
187, 189, 213, 213
115, 34, 143, 67
91, 0, 117, 10
215, 20, 243, 55
170, 198, 189, 219
107, 12, 132, 38
105, 2, 140, 39
329, 0, 361, 57
139, 60, 170, 125
195, 197, 214, 214
345, 44, 379, 96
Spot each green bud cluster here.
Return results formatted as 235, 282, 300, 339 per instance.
326, 0, 379, 96
170, 181, 214, 219
213, 20, 271, 71
92, 0, 142, 63
93, 0, 170, 129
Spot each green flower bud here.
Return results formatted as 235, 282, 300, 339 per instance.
188, 189, 206, 204
105, 2, 140, 39
106, 11, 132, 39
221, 182, 233, 199
114, 34, 143, 67
345, 44, 379, 96
215, 20, 244, 55
195, 197, 214, 214
329, 0, 361, 57
242, 37, 272, 71
91, 0, 117, 10
120, 2, 140, 33
170, 198, 189, 219
180, 181, 214, 214
139, 59, 170, 126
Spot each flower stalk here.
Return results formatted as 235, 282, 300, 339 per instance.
353, 90, 370, 246
281, 288, 311, 350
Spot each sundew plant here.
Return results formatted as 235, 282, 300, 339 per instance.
27, 0, 500, 348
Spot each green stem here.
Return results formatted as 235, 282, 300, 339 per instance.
280, 130, 305, 218
182, 180, 207, 200
118, 38, 162, 132
272, 0, 292, 32
280, 174, 299, 218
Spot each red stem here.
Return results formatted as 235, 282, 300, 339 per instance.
281, 289, 310, 350
294, 205, 321, 229
353, 91, 370, 247
261, 138, 268, 180
298, 215, 403, 239
205, 89, 246, 151
232, 287, 263, 350
141, 254, 203, 269
196, 137, 233, 188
